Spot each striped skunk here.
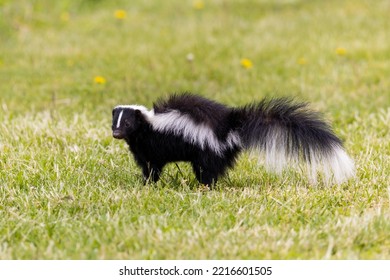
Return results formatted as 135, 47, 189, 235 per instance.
112, 93, 355, 185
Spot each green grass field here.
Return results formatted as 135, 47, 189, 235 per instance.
0, 0, 389, 259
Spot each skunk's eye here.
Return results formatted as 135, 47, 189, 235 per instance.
125, 120, 131, 128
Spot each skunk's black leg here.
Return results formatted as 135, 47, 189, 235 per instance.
192, 164, 218, 186
140, 162, 151, 184
143, 162, 164, 183
149, 164, 163, 183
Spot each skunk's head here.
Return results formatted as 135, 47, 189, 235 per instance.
112, 105, 148, 139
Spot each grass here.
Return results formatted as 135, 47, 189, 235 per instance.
0, 0, 389, 259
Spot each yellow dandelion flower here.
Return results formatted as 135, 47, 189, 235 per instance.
297, 57, 307, 65
94, 76, 106, 85
114, 10, 127, 20
240, 58, 253, 69
60, 12, 70, 22
336, 47, 347, 56
193, 0, 205, 10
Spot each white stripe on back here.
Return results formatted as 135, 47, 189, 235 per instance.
146, 110, 242, 155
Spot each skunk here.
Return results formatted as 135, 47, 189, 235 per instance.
112, 93, 355, 185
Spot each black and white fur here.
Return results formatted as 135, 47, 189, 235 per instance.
112, 93, 355, 185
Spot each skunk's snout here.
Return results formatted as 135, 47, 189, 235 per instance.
112, 130, 124, 139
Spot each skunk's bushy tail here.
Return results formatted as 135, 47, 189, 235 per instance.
235, 98, 355, 184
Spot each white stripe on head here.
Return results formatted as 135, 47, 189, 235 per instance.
116, 110, 124, 128
114, 105, 154, 120
114, 104, 149, 111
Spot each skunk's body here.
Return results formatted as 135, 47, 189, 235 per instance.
112, 93, 355, 185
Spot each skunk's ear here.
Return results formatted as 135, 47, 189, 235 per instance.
134, 109, 143, 119
112, 108, 116, 117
